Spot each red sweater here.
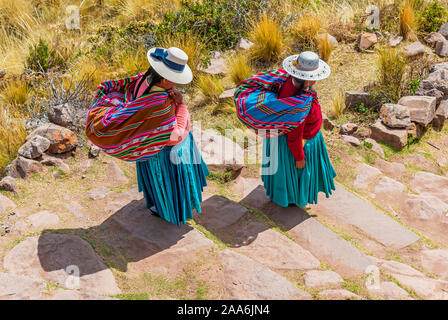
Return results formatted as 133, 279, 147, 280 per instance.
278, 77, 322, 162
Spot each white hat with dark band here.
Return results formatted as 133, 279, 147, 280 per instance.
282, 51, 331, 81
147, 47, 193, 85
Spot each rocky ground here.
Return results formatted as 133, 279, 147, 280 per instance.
1, 118, 448, 300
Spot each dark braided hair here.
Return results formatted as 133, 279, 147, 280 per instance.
133, 66, 164, 98
292, 77, 306, 94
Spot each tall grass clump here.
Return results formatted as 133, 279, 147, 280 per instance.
0, 0, 35, 36
248, 13, 285, 63
228, 52, 253, 85
291, 12, 323, 48
160, 33, 207, 77
316, 33, 336, 62
376, 47, 406, 103
0, 107, 27, 173
399, 0, 418, 40
196, 74, 224, 103
332, 89, 345, 119
0, 79, 31, 107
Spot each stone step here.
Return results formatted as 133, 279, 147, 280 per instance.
309, 185, 420, 249
241, 185, 376, 277
218, 249, 312, 300
197, 195, 321, 271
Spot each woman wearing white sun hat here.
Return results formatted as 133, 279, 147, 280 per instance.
235, 51, 336, 208
133, 47, 210, 226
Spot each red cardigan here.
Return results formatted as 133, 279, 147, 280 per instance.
278, 77, 322, 162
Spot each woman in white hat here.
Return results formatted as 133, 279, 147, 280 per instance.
260, 51, 337, 207
133, 47, 210, 226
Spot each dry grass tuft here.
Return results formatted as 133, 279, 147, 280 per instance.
331, 89, 345, 119
0, 106, 27, 173
316, 34, 336, 62
228, 52, 253, 86
399, 0, 418, 41
248, 13, 285, 63
195, 74, 224, 103
0, 79, 31, 106
291, 12, 324, 48
376, 47, 406, 103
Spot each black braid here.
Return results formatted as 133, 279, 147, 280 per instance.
133, 66, 164, 98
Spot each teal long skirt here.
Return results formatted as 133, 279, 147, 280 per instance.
136, 132, 210, 226
261, 130, 336, 207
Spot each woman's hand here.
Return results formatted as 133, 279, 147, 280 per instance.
168, 88, 184, 105
295, 159, 306, 169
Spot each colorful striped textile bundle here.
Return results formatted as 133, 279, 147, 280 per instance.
86, 73, 176, 162
234, 69, 315, 137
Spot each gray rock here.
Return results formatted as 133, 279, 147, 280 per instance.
370, 120, 408, 150
435, 39, 448, 57
397, 96, 437, 126
48, 289, 118, 300
368, 281, 410, 300
424, 32, 446, 48
0, 272, 45, 300
219, 88, 236, 100
15, 157, 43, 179
2, 159, 20, 179
358, 32, 378, 50
439, 22, 448, 38
198, 56, 227, 74
410, 171, 448, 203
416, 63, 448, 103
388, 35, 403, 47
86, 186, 112, 201
40, 155, 70, 172
304, 270, 343, 288
404, 41, 427, 57
353, 163, 382, 190
89, 145, 101, 158
316, 33, 338, 48
379, 103, 411, 128
47, 103, 75, 128
0, 194, 16, 215
374, 159, 406, 180
3, 234, 121, 296
0, 176, 17, 193
345, 91, 371, 109
18, 135, 51, 159
432, 100, 448, 130
322, 113, 335, 131
340, 123, 358, 135
403, 194, 448, 220
341, 135, 361, 147
236, 37, 254, 51
390, 273, 448, 299
420, 250, 448, 281
28, 124, 78, 154
319, 289, 360, 300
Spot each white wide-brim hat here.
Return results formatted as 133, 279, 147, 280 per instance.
147, 47, 193, 85
282, 51, 331, 81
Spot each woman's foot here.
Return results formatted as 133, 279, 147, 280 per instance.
149, 205, 160, 217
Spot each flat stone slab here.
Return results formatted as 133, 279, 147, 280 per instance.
241, 185, 376, 277
391, 273, 448, 299
420, 249, 448, 280
48, 289, 117, 300
311, 186, 420, 249
304, 270, 343, 288
233, 219, 320, 270
27, 211, 60, 228
3, 234, 121, 296
319, 289, 360, 300
0, 272, 45, 300
195, 195, 248, 230
368, 281, 410, 300
219, 249, 311, 300
86, 187, 112, 201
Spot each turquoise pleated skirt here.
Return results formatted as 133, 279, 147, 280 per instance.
261, 130, 336, 207
136, 132, 210, 226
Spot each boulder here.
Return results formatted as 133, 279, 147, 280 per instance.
432, 100, 448, 130
198, 54, 227, 75
404, 41, 427, 57
424, 32, 446, 48
40, 155, 70, 172
191, 127, 244, 172
345, 91, 371, 109
322, 113, 336, 131
340, 123, 358, 135
236, 37, 254, 51
303, 270, 344, 288
18, 135, 51, 159
0, 176, 17, 193
388, 35, 403, 47
435, 39, 448, 57
47, 103, 75, 128
28, 124, 78, 154
439, 22, 448, 38
379, 103, 411, 128
416, 63, 448, 103
2, 159, 20, 179
15, 157, 43, 179
397, 96, 437, 126
340, 135, 360, 147
370, 120, 408, 150
358, 32, 378, 50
